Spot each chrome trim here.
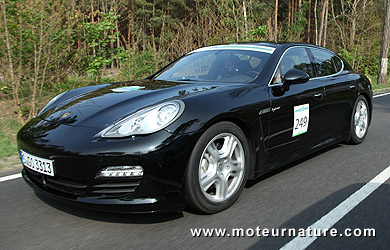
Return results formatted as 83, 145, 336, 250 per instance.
259, 107, 271, 115
191, 44, 276, 54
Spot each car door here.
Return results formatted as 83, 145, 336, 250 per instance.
267, 47, 326, 163
308, 48, 359, 139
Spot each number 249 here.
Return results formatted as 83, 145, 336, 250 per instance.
295, 116, 308, 129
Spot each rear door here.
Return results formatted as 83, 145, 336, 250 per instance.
267, 47, 326, 163
307, 48, 358, 139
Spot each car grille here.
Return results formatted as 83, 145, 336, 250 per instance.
92, 180, 141, 198
25, 167, 87, 196
24, 167, 141, 199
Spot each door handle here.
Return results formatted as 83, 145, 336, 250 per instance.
349, 84, 357, 90
314, 93, 323, 99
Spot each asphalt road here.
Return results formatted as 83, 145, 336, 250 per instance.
1, 94, 390, 250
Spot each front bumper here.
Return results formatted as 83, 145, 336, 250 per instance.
22, 168, 185, 213
18, 121, 201, 213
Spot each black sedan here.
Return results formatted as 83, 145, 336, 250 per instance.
17, 43, 372, 214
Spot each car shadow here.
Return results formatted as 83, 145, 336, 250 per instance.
246, 183, 390, 249
35, 192, 184, 224
373, 96, 390, 113
246, 143, 341, 188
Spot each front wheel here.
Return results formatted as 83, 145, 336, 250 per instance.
185, 122, 249, 213
348, 95, 369, 144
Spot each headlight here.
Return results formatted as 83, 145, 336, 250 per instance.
101, 100, 185, 138
96, 166, 144, 178
37, 91, 67, 116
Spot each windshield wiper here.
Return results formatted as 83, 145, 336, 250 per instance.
175, 78, 199, 82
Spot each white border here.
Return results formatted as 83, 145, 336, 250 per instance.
0, 173, 21, 183
373, 92, 390, 98
281, 165, 390, 250
190, 45, 276, 54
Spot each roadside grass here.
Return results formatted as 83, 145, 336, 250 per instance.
367, 75, 390, 94
0, 118, 21, 170
0, 129, 17, 158
0, 117, 20, 156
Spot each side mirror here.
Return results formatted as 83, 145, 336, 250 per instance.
283, 69, 309, 85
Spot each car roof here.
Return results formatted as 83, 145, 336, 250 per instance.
218, 42, 339, 57
213, 42, 332, 51
245, 42, 328, 48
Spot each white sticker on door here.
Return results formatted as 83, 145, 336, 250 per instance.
293, 104, 309, 137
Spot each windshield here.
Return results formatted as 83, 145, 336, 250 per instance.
152, 48, 272, 83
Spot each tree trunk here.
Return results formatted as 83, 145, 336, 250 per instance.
267, 16, 273, 40
152, 0, 155, 49
232, 3, 239, 42
274, 0, 278, 42
29, 1, 45, 119
291, 0, 295, 24
378, 0, 390, 86
318, 0, 327, 46
350, 2, 357, 47
322, 0, 328, 47
288, 0, 291, 25
308, 0, 312, 43
330, 1, 346, 49
113, 1, 121, 68
294, 0, 297, 23
243, 1, 248, 39
314, 0, 318, 45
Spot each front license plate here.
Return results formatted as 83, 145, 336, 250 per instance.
20, 150, 54, 176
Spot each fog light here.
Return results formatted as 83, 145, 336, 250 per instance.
96, 166, 143, 178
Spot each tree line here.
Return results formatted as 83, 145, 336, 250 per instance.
0, 0, 388, 123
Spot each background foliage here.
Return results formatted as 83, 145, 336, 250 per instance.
0, 0, 388, 125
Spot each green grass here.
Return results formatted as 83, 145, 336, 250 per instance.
367, 75, 390, 93
0, 119, 21, 159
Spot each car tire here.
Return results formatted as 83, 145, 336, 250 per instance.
348, 95, 369, 144
185, 121, 249, 213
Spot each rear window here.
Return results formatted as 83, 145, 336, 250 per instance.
333, 55, 343, 72
310, 49, 341, 77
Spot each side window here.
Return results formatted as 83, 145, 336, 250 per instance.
273, 47, 314, 84
310, 49, 339, 77
332, 55, 343, 72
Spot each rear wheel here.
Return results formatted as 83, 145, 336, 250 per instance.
185, 122, 249, 213
349, 95, 369, 144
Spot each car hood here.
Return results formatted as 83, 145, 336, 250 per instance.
39, 79, 234, 128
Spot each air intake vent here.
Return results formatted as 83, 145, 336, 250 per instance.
92, 180, 141, 198
25, 168, 87, 196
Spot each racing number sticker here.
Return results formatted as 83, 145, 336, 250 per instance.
293, 104, 309, 137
